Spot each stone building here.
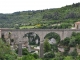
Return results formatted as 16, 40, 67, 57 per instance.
75, 21, 80, 29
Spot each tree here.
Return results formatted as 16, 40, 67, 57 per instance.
64, 56, 73, 60
51, 44, 58, 52
0, 38, 17, 60
44, 39, 51, 53
76, 55, 80, 60
15, 48, 29, 55
69, 37, 76, 47
32, 53, 39, 59
71, 32, 76, 37
62, 37, 70, 46
65, 12, 77, 19
75, 35, 80, 45
63, 46, 70, 56
44, 52, 55, 58
4, 53, 17, 60
53, 52, 64, 60
69, 48, 78, 58
22, 54, 35, 60
71, 32, 80, 45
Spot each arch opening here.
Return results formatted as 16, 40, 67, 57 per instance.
23, 32, 40, 55
44, 32, 60, 44
24, 32, 40, 46
43, 32, 61, 58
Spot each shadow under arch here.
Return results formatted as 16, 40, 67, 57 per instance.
44, 32, 61, 44
23, 32, 40, 46
23, 32, 40, 55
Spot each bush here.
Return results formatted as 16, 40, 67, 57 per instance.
15, 48, 29, 55
32, 53, 39, 59
44, 39, 51, 53
22, 54, 35, 60
44, 52, 55, 58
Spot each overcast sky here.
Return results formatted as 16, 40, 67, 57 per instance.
0, 0, 80, 13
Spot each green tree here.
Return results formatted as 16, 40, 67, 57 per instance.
75, 35, 80, 45
22, 54, 35, 60
76, 55, 80, 60
0, 38, 17, 60
53, 52, 64, 60
64, 56, 73, 60
71, 32, 76, 37
44, 52, 55, 58
62, 37, 70, 46
32, 53, 39, 59
15, 48, 29, 55
44, 39, 51, 53
4, 53, 17, 60
69, 37, 76, 47
69, 48, 78, 58
51, 44, 58, 52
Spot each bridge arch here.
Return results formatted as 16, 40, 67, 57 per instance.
1, 29, 78, 58
23, 32, 40, 55
23, 32, 40, 46
44, 32, 61, 44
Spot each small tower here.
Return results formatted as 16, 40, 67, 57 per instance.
75, 21, 80, 29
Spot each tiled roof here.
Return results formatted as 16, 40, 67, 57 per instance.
75, 22, 80, 24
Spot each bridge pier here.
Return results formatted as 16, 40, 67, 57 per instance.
18, 41, 22, 57
40, 42, 44, 58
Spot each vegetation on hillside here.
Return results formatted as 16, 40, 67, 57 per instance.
0, 3, 80, 29
43, 32, 80, 60
0, 38, 17, 60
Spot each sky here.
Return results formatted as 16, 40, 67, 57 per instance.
0, 0, 80, 13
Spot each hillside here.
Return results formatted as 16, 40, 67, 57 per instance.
0, 3, 80, 29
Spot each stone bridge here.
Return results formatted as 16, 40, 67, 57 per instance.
1, 29, 80, 57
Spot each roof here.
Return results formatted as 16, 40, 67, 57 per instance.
75, 21, 80, 24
